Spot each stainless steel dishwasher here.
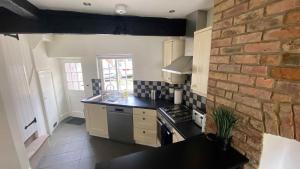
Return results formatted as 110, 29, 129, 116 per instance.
107, 106, 134, 143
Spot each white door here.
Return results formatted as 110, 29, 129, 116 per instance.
38, 71, 59, 134
61, 60, 85, 118
1, 35, 37, 141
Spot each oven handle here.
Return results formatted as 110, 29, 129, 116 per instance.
157, 118, 174, 134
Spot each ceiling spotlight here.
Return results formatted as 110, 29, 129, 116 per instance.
169, 9, 176, 13
83, 2, 91, 6
115, 4, 128, 15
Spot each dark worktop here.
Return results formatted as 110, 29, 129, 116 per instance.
95, 134, 249, 169
82, 95, 203, 139
81, 95, 174, 109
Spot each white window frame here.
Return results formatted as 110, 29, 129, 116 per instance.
96, 54, 134, 93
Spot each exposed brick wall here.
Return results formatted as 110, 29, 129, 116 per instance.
206, 0, 300, 168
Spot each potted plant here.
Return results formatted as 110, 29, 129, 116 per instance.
212, 106, 237, 151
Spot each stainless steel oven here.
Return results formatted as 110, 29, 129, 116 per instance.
157, 112, 173, 146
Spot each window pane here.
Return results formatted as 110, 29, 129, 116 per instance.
78, 73, 83, 82
66, 73, 72, 82
73, 82, 79, 90
70, 63, 76, 72
80, 82, 84, 90
72, 73, 78, 81
76, 63, 82, 72
67, 82, 73, 90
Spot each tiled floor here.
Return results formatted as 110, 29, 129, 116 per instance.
38, 120, 153, 169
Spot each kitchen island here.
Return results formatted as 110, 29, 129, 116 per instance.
95, 134, 249, 169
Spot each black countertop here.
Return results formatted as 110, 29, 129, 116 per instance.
95, 134, 249, 169
81, 95, 174, 109
81, 95, 203, 139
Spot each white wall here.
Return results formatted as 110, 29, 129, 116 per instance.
259, 134, 300, 169
31, 41, 69, 120
206, 8, 213, 27
47, 34, 171, 96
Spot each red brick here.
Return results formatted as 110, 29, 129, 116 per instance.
214, 0, 225, 5
276, 81, 300, 94
249, 0, 273, 9
208, 87, 226, 97
286, 10, 300, 24
214, 0, 235, 13
223, 2, 249, 18
220, 46, 243, 54
214, 13, 223, 23
266, 0, 297, 15
256, 77, 274, 89
239, 86, 272, 100
264, 27, 300, 40
282, 39, 300, 53
294, 105, 300, 140
212, 38, 232, 47
231, 55, 260, 64
208, 79, 217, 87
213, 18, 233, 30
209, 64, 218, 71
233, 93, 261, 108
207, 94, 215, 101
247, 15, 283, 32
210, 56, 230, 63
216, 96, 236, 108
250, 118, 264, 132
228, 74, 256, 85
233, 32, 262, 44
282, 53, 300, 66
242, 65, 268, 76
225, 91, 233, 99
232, 129, 247, 142
263, 103, 280, 135
222, 25, 245, 37
209, 72, 228, 80
234, 9, 264, 25
279, 104, 295, 139
260, 55, 281, 66
217, 64, 241, 73
244, 41, 281, 53
212, 30, 221, 39
217, 81, 239, 91
272, 93, 292, 102
236, 104, 263, 120
271, 67, 300, 81
211, 48, 219, 55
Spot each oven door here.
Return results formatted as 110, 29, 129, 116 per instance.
157, 118, 173, 146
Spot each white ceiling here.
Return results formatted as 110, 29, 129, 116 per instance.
27, 0, 213, 18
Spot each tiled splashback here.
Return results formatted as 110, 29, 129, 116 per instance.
92, 79, 101, 96
134, 75, 206, 111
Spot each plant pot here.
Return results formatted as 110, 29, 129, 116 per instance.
216, 136, 232, 151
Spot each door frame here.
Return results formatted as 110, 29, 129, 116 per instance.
60, 58, 85, 118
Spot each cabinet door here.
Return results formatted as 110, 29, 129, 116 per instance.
85, 104, 109, 138
163, 41, 172, 83
191, 27, 212, 97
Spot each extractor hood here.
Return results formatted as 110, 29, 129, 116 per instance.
162, 56, 193, 74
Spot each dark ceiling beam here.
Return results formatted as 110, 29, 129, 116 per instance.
0, 0, 39, 19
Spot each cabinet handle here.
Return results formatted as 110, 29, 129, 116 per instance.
143, 131, 146, 134
143, 112, 145, 114
143, 118, 146, 120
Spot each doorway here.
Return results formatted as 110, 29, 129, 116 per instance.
61, 59, 85, 118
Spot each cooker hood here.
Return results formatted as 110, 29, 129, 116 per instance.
162, 56, 193, 74
162, 10, 207, 75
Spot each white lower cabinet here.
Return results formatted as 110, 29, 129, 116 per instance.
133, 108, 158, 147
84, 104, 109, 138
172, 129, 185, 143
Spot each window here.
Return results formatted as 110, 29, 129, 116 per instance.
100, 57, 133, 92
64, 63, 84, 90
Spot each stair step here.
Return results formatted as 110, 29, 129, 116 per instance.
26, 135, 48, 159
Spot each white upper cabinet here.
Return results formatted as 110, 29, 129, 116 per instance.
191, 27, 212, 97
162, 39, 186, 84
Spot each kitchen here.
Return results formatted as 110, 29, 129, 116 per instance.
0, 0, 300, 169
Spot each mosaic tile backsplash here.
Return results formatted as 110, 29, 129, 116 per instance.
92, 79, 101, 96
134, 75, 206, 111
